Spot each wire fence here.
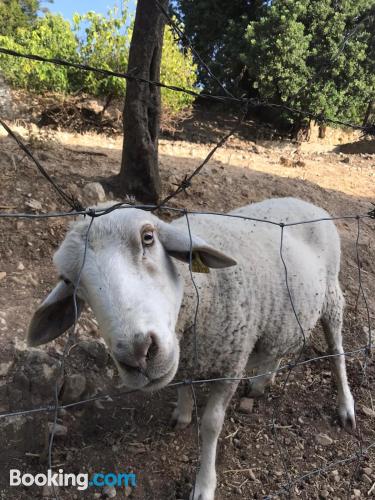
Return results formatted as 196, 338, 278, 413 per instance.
0, 3, 374, 499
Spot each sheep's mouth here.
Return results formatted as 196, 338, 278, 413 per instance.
116, 356, 178, 391
143, 358, 179, 391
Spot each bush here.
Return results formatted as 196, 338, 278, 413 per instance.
72, 7, 130, 97
243, 0, 375, 125
160, 24, 197, 113
0, 3, 198, 113
0, 13, 77, 92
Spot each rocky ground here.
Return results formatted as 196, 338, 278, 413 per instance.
0, 107, 374, 500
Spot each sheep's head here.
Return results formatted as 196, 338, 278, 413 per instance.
27, 207, 236, 391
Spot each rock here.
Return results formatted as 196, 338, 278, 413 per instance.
82, 99, 103, 115
362, 473, 372, 484
362, 467, 373, 476
0, 361, 12, 376
42, 485, 58, 497
17, 262, 25, 271
83, 182, 106, 203
103, 485, 117, 498
78, 340, 108, 367
11, 349, 61, 410
280, 156, 293, 167
361, 405, 375, 418
341, 157, 350, 164
319, 490, 329, 499
124, 486, 133, 497
48, 422, 68, 437
294, 160, 306, 168
0, 271, 6, 281
314, 433, 333, 446
61, 374, 86, 403
25, 199, 43, 212
0, 414, 49, 456
352, 489, 361, 497
239, 397, 254, 414
248, 469, 256, 481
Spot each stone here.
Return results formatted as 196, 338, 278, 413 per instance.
239, 397, 254, 414
25, 199, 43, 212
42, 485, 58, 497
83, 182, 106, 203
248, 469, 256, 481
361, 405, 375, 418
0, 361, 12, 376
61, 374, 86, 404
314, 433, 333, 446
17, 262, 25, 271
48, 423, 68, 437
103, 485, 117, 498
12, 349, 61, 409
124, 486, 133, 497
78, 340, 108, 367
319, 490, 329, 499
0, 272, 6, 281
280, 156, 293, 167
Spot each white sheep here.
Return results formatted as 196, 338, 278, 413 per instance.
28, 197, 355, 500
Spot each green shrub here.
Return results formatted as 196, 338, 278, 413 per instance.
0, 13, 77, 92
0, 3, 198, 113
72, 6, 130, 97
160, 24, 197, 113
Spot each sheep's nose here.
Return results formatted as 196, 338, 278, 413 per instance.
115, 332, 158, 371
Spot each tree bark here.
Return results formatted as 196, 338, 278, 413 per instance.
362, 100, 374, 127
119, 0, 167, 203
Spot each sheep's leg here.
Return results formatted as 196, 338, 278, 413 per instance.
171, 385, 193, 429
246, 355, 281, 398
322, 284, 356, 431
191, 381, 238, 500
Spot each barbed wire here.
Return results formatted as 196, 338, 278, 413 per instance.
1, 345, 373, 422
1, 202, 375, 222
0, 18, 374, 500
0, 117, 83, 211
154, 0, 236, 100
0, 47, 374, 137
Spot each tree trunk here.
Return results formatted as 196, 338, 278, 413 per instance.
118, 0, 167, 203
362, 100, 374, 127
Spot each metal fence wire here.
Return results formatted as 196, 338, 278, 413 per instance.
0, 2, 374, 499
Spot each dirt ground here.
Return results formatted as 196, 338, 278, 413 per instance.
0, 110, 374, 500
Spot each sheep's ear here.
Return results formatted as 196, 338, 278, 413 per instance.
27, 281, 84, 347
158, 222, 237, 270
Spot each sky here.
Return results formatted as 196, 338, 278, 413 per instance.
47, 0, 136, 21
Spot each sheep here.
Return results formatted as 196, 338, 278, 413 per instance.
28, 197, 356, 500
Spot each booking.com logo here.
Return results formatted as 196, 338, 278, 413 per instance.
10, 469, 137, 491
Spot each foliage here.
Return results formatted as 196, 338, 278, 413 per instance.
0, 0, 41, 36
0, 13, 78, 92
177, 0, 375, 125
0, 2, 198, 113
244, 0, 375, 124
73, 11, 197, 112
160, 24, 197, 112
72, 6, 130, 97
175, 0, 265, 92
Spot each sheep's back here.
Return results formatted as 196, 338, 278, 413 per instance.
174, 198, 341, 378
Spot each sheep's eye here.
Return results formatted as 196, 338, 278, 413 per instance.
142, 230, 154, 246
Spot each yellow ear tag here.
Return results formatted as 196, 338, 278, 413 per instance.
191, 252, 210, 273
